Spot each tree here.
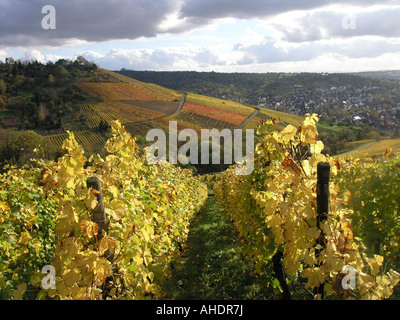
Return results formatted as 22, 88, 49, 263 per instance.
0, 79, 6, 95
5, 57, 15, 64
0, 129, 43, 165
48, 74, 55, 86
75, 56, 90, 66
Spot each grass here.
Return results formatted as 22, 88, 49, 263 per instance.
337, 138, 400, 158
186, 92, 255, 116
160, 196, 274, 300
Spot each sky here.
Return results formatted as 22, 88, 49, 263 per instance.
1, 0, 400, 73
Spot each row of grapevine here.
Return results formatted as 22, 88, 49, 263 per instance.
336, 154, 400, 266
89, 103, 132, 125
214, 114, 400, 300
81, 103, 168, 131
1, 121, 208, 300
81, 104, 104, 129
173, 111, 236, 131
43, 129, 106, 153
43, 132, 70, 148
81, 104, 130, 129
74, 81, 181, 103
102, 70, 182, 102
73, 130, 107, 153
0, 165, 58, 299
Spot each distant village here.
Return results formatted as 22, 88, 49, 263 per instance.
227, 85, 400, 134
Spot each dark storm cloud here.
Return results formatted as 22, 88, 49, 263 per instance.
1, 0, 399, 48
178, 0, 397, 20
0, 0, 180, 46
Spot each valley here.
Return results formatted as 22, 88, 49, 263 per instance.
1, 58, 400, 170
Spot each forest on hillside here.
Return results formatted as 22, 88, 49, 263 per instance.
0, 57, 115, 166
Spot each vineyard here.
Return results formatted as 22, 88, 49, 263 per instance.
43, 130, 107, 155
81, 103, 166, 129
1, 114, 400, 300
74, 69, 182, 103
61, 71, 262, 150
213, 115, 400, 300
2, 62, 400, 301
0, 121, 207, 300
73, 81, 181, 102
159, 92, 257, 134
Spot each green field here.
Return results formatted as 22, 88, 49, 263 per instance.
338, 138, 400, 158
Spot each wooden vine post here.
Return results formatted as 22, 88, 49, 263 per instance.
315, 162, 330, 299
86, 176, 108, 240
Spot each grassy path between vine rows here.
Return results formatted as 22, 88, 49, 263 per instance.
160, 195, 273, 300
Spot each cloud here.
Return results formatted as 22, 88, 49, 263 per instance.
0, 0, 181, 47
178, 0, 396, 21
273, 6, 400, 43
234, 35, 400, 65
195, 49, 227, 67
2, 0, 398, 48
1, 0, 400, 72
0, 50, 7, 62
79, 46, 229, 71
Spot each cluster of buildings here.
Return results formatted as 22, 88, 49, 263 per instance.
229, 85, 400, 133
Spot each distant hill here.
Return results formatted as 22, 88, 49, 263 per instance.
115, 70, 398, 100
351, 70, 400, 81
116, 69, 400, 156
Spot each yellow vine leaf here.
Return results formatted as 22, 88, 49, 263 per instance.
55, 215, 74, 238
57, 282, 71, 298
85, 190, 99, 211
80, 219, 99, 239
98, 235, 117, 254
364, 254, 384, 276
93, 257, 112, 283
108, 185, 119, 198
12, 283, 27, 300
19, 231, 31, 245
70, 284, 86, 300
108, 199, 126, 221
0, 201, 10, 213
302, 267, 325, 289
280, 124, 298, 143
307, 227, 321, 240
62, 269, 81, 287
310, 140, 324, 155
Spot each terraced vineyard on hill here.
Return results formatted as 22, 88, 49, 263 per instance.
43, 70, 262, 152
35, 69, 400, 161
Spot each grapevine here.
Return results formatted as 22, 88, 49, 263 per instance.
214, 114, 400, 299
1, 120, 207, 300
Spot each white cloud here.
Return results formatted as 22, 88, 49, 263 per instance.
0, 50, 7, 62
1, 0, 400, 72
266, 4, 400, 42
79, 45, 235, 71
20, 48, 64, 63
